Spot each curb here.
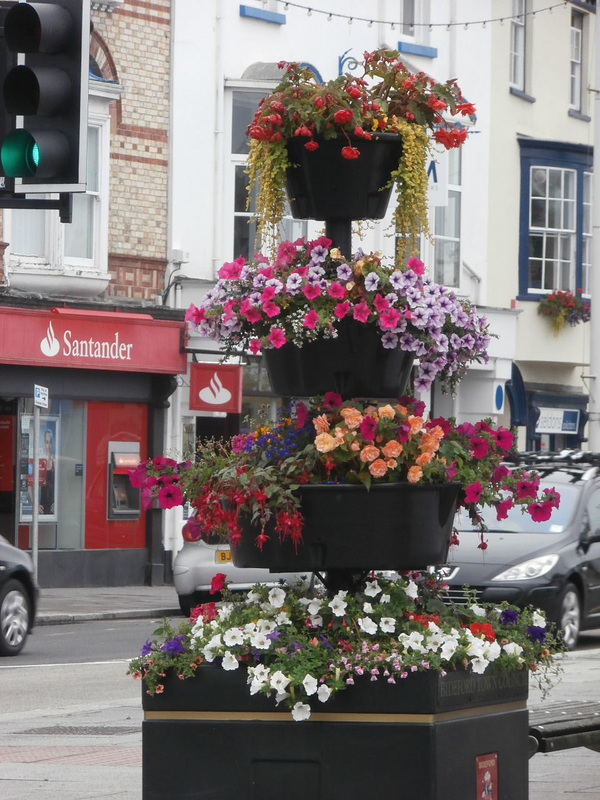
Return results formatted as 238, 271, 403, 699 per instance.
36, 608, 181, 626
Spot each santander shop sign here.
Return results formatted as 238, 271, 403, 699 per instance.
0, 307, 187, 374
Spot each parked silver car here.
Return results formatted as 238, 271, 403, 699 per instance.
173, 519, 310, 616
0, 535, 38, 655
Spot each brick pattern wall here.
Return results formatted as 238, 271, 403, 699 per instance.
92, 0, 171, 302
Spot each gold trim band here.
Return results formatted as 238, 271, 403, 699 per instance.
145, 700, 526, 724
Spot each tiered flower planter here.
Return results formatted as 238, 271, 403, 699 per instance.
141, 135, 531, 800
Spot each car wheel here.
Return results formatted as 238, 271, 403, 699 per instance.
557, 582, 581, 651
0, 579, 30, 656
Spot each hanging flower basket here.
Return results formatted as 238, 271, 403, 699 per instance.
285, 132, 403, 222
231, 482, 461, 575
263, 317, 415, 399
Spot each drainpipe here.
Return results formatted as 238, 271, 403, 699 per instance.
589, 12, 600, 449
212, 0, 225, 279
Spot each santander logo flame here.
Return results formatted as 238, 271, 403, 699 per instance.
198, 372, 232, 406
40, 322, 60, 357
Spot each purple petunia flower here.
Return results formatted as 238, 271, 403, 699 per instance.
500, 609, 519, 626
160, 634, 186, 656
527, 626, 546, 644
141, 640, 153, 657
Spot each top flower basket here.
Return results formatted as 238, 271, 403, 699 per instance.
246, 48, 475, 258
537, 289, 590, 334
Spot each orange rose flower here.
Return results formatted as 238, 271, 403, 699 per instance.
419, 433, 440, 454
428, 425, 445, 441
386, 458, 397, 470
382, 440, 403, 459
395, 404, 408, 416
416, 452, 433, 466
378, 404, 395, 419
369, 458, 388, 478
313, 414, 330, 434
315, 432, 338, 453
340, 406, 363, 430
360, 444, 380, 463
407, 465, 423, 483
409, 415, 424, 435
350, 441, 361, 451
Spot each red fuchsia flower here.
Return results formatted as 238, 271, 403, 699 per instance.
334, 301, 350, 319
314, 96, 325, 109
457, 102, 476, 116
456, 422, 476, 439
528, 502, 554, 523
406, 256, 425, 276
495, 497, 513, 521
353, 301, 370, 323
515, 478, 540, 500
464, 481, 483, 504
153, 456, 177, 470
303, 310, 319, 329
347, 86, 362, 100
470, 437, 489, 460
157, 483, 183, 509
268, 328, 286, 349
543, 487, 561, 508
302, 282, 322, 301
333, 109, 353, 125
470, 622, 496, 642
210, 573, 227, 595
353, 125, 371, 139
249, 339, 261, 355
128, 462, 149, 489
328, 282, 346, 300
433, 127, 468, 149
323, 392, 343, 409
360, 416, 377, 442
494, 428, 514, 451
428, 97, 447, 111
341, 146, 360, 160
304, 140, 319, 152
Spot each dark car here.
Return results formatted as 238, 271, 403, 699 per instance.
0, 535, 38, 655
442, 454, 600, 650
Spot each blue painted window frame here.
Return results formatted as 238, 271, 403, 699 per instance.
517, 137, 592, 300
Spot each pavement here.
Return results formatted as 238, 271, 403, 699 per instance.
36, 583, 182, 626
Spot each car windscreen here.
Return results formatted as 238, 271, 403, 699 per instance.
454, 484, 579, 533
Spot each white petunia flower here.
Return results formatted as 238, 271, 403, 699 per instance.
217, 602, 234, 620
270, 671, 291, 692
317, 683, 332, 703
250, 631, 271, 649
329, 595, 348, 617
379, 617, 396, 633
470, 656, 489, 674
248, 664, 270, 684
268, 587, 286, 608
470, 604, 486, 618
256, 619, 276, 634
307, 599, 322, 615
364, 580, 382, 597
309, 614, 323, 628
221, 651, 239, 671
503, 641, 524, 658
246, 590, 261, 603
405, 580, 419, 600
363, 602, 374, 614
302, 674, 318, 696
358, 617, 378, 635
223, 628, 245, 647
291, 702, 311, 721
275, 612, 291, 626
532, 610, 546, 628
380, 593, 391, 604
439, 637, 458, 660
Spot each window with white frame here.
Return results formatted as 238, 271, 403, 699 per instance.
6, 85, 115, 292
519, 139, 592, 299
509, 0, 526, 91
570, 11, 584, 111
433, 147, 461, 288
582, 171, 592, 294
230, 88, 306, 261
402, 0, 415, 36
528, 166, 576, 292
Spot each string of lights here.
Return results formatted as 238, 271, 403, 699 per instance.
276, 1, 569, 29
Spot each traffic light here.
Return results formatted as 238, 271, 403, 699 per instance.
0, 0, 89, 193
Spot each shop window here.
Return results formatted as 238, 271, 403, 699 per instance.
570, 11, 584, 112
518, 138, 592, 300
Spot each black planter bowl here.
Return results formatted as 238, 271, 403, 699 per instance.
263, 318, 415, 400
231, 482, 460, 576
285, 132, 403, 222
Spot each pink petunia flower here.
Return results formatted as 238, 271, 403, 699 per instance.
464, 481, 483, 504
353, 301, 370, 323
334, 301, 350, 319
268, 328, 286, 349
328, 282, 346, 300
303, 310, 319, 329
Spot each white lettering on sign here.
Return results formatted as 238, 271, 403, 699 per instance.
40, 323, 133, 362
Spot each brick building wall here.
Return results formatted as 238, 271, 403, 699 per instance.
92, 0, 171, 301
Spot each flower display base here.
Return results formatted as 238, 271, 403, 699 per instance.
285, 132, 403, 222
232, 482, 460, 576
263, 318, 415, 400
142, 666, 529, 800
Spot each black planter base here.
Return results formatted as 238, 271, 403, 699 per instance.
143, 668, 529, 800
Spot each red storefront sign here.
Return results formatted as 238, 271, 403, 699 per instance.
0, 307, 187, 374
189, 363, 242, 413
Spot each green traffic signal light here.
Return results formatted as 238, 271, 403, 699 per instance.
1, 129, 39, 177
